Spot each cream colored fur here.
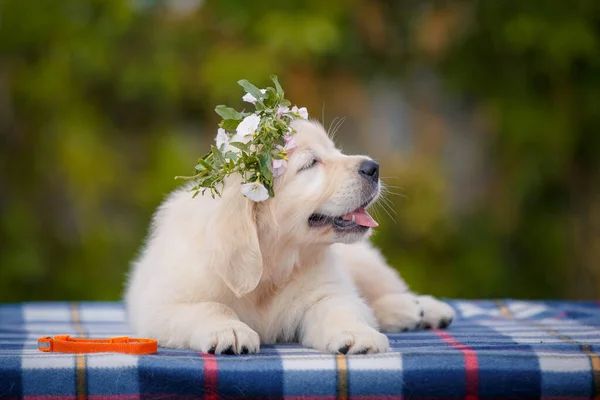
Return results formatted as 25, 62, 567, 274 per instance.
125, 120, 454, 355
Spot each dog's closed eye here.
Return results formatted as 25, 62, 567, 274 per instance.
299, 158, 318, 172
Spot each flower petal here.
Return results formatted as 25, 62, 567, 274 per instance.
242, 93, 257, 104
236, 114, 261, 137
273, 167, 286, 177
272, 159, 287, 169
240, 182, 270, 202
230, 133, 252, 144
277, 105, 290, 117
291, 106, 309, 119
272, 158, 288, 177
215, 128, 229, 149
297, 107, 309, 119
242, 89, 267, 104
284, 135, 297, 152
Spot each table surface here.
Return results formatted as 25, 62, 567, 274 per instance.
1, 300, 599, 399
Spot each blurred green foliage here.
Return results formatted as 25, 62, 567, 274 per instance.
1, 0, 599, 301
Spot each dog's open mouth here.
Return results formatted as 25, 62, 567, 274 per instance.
308, 207, 378, 232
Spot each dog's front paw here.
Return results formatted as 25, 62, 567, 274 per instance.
320, 325, 389, 355
371, 293, 423, 332
418, 295, 455, 329
190, 320, 260, 355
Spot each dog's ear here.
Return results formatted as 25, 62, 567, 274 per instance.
206, 177, 263, 297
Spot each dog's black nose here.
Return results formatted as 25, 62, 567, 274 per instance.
359, 160, 379, 183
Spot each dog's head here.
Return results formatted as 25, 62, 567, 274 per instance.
206, 120, 380, 296
269, 119, 380, 244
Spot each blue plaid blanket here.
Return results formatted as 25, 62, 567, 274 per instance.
1, 300, 599, 399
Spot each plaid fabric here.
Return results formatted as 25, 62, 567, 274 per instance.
1, 300, 599, 399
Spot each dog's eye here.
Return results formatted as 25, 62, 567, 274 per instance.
299, 159, 318, 172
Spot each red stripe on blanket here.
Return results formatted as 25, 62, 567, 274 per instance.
436, 330, 479, 400
201, 353, 218, 400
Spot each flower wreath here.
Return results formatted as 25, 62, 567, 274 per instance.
176, 75, 308, 202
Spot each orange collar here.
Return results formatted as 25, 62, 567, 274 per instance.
38, 335, 158, 355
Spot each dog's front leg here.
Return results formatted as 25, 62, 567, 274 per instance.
299, 294, 389, 354
150, 302, 260, 354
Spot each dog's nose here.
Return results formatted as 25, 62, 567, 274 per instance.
359, 160, 379, 183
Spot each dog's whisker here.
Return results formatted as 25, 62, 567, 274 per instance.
327, 118, 338, 139
373, 201, 396, 223
377, 192, 399, 215
380, 200, 398, 220
381, 189, 407, 199
328, 116, 345, 140
370, 205, 382, 222
327, 116, 340, 138
380, 184, 405, 190
379, 197, 398, 216
328, 116, 339, 133
330, 116, 347, 140
387, 192, 407, 199
380, 185, 407, 199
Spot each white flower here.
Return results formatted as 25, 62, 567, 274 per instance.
277, 105, 290, 117
242, 89, 267, 104
241, 181, 270, 202
236, 114, 261, 138
272, 158, 287, 177
291, 106, 308, 119
284, 134, 297, 152
215, 128, 229, 150
230, 132, 253, 144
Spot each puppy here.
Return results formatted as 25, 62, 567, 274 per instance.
125, 119, 455, 355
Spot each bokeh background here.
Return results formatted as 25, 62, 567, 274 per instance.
1, 0, 599, 302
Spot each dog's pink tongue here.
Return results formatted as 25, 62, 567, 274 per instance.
342, 208, 379, 227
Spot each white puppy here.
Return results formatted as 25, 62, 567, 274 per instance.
125, 120, 455, 355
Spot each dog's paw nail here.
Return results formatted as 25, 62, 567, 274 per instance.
222, 345, 235, 355
207, 347, 216, 354
422, 323, 432, 330
338, 344, 351, 355
355, 348, 370, 355
401, 327, 408, 332
241, 346, 249, 354
420, 310, 424, 318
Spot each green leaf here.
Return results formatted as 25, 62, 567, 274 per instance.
238, 79, 264, 101
260, 175, 275, 198
220, 119, 241, 130
258, 153, 273, 182
279, 99, 291, 106
211, 145, 225, 165
223, 151, 239, 161
230, 141, 250, 152
195, 158, 213, 171
263, 87, 278, 107
271, 75, 284, 97
266, 184, 275, 198
215, 105, 243, 120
